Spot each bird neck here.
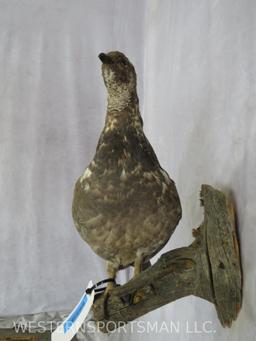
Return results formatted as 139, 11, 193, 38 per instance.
104, 100, 143, 132
107, 87, 139, 112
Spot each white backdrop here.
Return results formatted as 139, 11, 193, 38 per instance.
0, 1, 256, 340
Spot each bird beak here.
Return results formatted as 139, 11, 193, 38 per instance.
98, 53, 113, 64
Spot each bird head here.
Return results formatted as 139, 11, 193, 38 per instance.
98, 51, 137, 111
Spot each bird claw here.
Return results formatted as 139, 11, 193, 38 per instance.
130, 289, 145, 305
192, 226, 201, 237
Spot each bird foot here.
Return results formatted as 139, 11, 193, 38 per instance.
192, 226, 201, 237
103, 289, 111, 314
99, 283, 116, 322
131, 289, 145, 305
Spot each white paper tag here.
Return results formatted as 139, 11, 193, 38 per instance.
51, 281, 95, 341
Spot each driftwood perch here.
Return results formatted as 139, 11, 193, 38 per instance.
92, 185, 242, 332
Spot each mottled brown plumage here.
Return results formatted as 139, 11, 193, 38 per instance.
72, 51, 182, 286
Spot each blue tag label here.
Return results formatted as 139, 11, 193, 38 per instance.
63, 294, 88, 333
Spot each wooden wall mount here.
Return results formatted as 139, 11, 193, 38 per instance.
92, 185, 242, 333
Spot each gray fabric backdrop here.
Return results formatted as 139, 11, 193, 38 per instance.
0, 1, 255, 340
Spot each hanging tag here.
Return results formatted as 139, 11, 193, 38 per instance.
51, 281, 95, 341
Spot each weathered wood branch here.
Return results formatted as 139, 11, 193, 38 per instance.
92, 185, 242, 332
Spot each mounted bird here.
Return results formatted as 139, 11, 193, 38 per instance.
72, 51, 182, 294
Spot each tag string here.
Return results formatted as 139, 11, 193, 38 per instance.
85, 278, 117, 295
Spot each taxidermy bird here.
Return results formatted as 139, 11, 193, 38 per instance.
72, 51, 182, 295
